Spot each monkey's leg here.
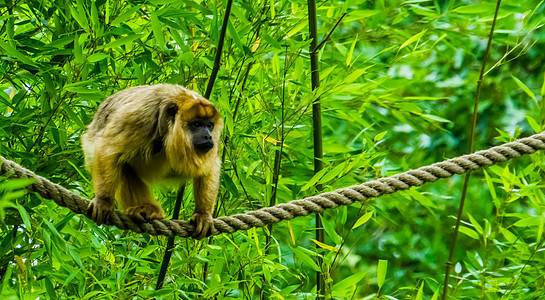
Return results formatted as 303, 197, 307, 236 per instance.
88, 152, 120, 225
191, 172, 220, 239
119, 164, 165, 221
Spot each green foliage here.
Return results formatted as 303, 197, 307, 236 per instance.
1, 0, 545, 299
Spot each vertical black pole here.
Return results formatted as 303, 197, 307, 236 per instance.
307, 1, 325, 299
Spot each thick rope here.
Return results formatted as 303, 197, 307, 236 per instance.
2, 132, 545, 238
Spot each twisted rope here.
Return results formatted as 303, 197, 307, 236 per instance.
2, 132, 545, 238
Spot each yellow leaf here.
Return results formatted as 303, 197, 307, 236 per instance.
263, 135, 287, 147
14, 255, 26, 274
287, 221, 295, 246
310, 239, 338, 252
252, 38, 261, 52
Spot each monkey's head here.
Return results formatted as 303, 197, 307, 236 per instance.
161, 89, 223, 175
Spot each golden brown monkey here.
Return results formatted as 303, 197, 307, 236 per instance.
82, 84, 223, 238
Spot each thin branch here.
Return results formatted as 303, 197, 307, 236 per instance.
315, 12, 347, 52
441, 0, 503, 298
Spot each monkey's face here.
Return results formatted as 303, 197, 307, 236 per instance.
188, 119, 215, 153
163, 90, 223, 174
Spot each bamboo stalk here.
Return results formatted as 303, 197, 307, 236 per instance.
307, 0, 325, 298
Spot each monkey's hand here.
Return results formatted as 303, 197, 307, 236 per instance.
190, 212, 214, 239
126, 204, 165, 222
87, 197, 115, 225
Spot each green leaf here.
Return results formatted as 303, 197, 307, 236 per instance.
67, 245, 84, 269
44, 277, 56, 299
374, 131, 387, 142
15, 204, 31, 232
87, 53, 109, 62
377, 259, 388, 290
286, 21, 306, 37
0, 40, 37, 67
221, 172, 240, 198
416, 282, 424, 300
151, 12, 165, 50
227, 19, 245, 54
541, 70, 545, 96
43, 220, 66, 251
511, 75, 536, 101
100, 34, 141, 50
111, 5, 141, 26
0, 178, 35, 191
63, 104, 85, 129
422, 114, 453, 124
399, 29, 427, 51
454, 4, 495, 14
321, 215, 342, 245
344, 10, 380, 22
331, 272, 367, 294
513, 216, 541, 227
352, 210, 373, 230
346, 36, 357, 66
292, 247, 321, 272
301, 167, 328, 191
467, 213, 483, 235
458, 226, 479, 240
526, 116, 541, 133
319, 162, 346, 184
69, 5, 89, 29
343, 66, 371, 84
499, 226, 518, 243
483, 170, 498, 208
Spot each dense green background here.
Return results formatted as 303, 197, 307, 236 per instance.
1, 0, 545, 299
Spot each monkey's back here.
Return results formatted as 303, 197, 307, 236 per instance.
82, 85, 187, 171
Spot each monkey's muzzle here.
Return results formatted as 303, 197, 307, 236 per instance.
195, 140, 214, 153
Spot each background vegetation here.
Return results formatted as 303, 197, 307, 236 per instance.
1, 0, 545, 299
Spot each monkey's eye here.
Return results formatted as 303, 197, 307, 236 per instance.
190, 121, 203, 129
189, 120, 214, 131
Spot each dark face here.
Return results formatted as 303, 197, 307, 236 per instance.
189, 119, 215, 153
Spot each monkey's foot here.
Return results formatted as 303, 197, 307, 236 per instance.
126, 204, 165, 222
87, 197, 115, 225
190, 212, 214, 239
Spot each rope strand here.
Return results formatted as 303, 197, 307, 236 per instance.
2, 131, 544, 238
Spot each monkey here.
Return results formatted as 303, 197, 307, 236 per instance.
81, 84, 223, 239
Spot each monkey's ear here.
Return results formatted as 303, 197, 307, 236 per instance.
166, 104, 178, 120
158, 103, 179, 136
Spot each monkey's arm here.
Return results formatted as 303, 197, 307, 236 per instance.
191, 166, 220, 239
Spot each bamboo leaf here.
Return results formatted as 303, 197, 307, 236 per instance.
346, 36, 357, 66
151, 12, 165, 49
377, 259, 388, 290
0, 40, 37, 67
399, 29, 427, 50
292, 247, 321, 272
286, 21, 306, 38
352, 211, 374, 230
15, 204, 31, 232
111, 5, 141, 26
100, 34, 141, 50
458, 226, 479, 240
541, 70, 545, 96
511, 75, 536, 100
331, 272, 367, 294
454, 4, 495, 14
310, 239, 338, 252
301, 167, 328, 191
